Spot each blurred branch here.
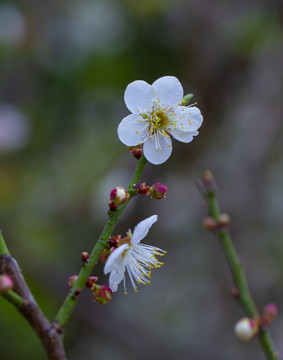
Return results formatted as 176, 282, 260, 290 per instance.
0, 250, 66, 360
198, 170, 278, 360
55, 155, 147, 327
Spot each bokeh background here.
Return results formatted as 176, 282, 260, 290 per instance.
0, 0, 283, 359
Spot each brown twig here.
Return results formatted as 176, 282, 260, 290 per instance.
0, 254, 66, 360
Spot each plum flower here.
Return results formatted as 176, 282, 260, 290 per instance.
118, 76, 203, 165
104, 215, 165, 293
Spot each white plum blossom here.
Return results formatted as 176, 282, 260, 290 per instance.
118, 76, 203, 165
104, 215, 165, 293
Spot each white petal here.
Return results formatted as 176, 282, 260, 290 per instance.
152, 76, 183, 107
172, 106, 203, 132
104, 244, 129, 274
124, 80, 154, 114
143, 132, 172, 165
170, 128, 199, 143
118, 114, 149, 146
131, 215, 158, 245
109, 265, 125, 292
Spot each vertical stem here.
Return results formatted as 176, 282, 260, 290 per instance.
200, 174, 278, 360
55, 156, 147, 327
208, 192, 258, 317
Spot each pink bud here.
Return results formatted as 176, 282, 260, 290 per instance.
68, 275, 78, 288
92, 284, 113, 305
234, 317, 259, 341
149, 183, 167, 200
263, 303, 278, 325
86, 276, 99, 290
0, 274, 14, 292
203, 216, 217, 230
109, 186, 129, 210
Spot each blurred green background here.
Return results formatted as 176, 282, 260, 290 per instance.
0, 0, 283, 359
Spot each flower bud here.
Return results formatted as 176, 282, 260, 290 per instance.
109, 186, 129, 211
202, 170, 216, 194
149, 183, 167, 200
131, 146, 143, 160
203, 216, 218, 231
68, 275, 78, 288
81, 252, 89, 263
92, 284, 113, 305
234, 317, 259, 341
230, 287, 240, 299
134, 182, 150, 195
262, 303, 278, 325
86, 276, 99, 290
108, 235, 121, 248
0, 274, 14, 292
219, 213, 230, 227
73, 288, 81, 297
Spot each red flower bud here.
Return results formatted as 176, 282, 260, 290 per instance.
81, 252, 89, 263
149, 183, 167, 200
92, 284, 113, 305
134, 182, 150, 195
131, 146, 143, 160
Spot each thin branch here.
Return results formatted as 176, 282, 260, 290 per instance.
198, 170, 278, 360
2, 288, 23, 308
0, 254, 67, 360
55, 155, 147, 327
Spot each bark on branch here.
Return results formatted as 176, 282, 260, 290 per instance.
0, 254, 67, 360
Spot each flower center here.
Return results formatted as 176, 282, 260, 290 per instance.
150, 110, 169, 129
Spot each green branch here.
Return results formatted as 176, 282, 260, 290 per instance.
55, 155, 147, 327
0, 231, 10, 256
2, 289, 24, 308
200, 171, 277, 360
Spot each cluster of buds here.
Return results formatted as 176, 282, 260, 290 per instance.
86, 276, 112, 305
0, 274, 14, 292
68, 275, 112, 304
234, 303, 278, 341
203, 213, 230, 231
134, 182, 167, 200
130, 145, 143, 160
109, 186, 129, 211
